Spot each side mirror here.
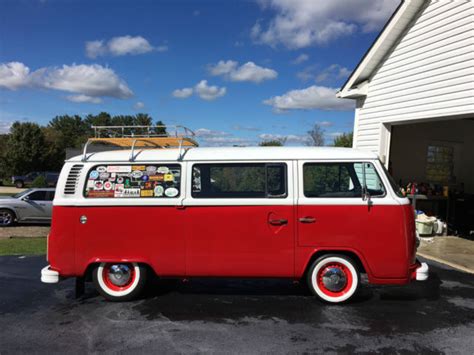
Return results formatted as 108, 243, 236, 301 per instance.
22, 195, 30, 201
362, 186, 372, 205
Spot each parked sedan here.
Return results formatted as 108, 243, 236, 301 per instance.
0, 188, 55, 226
11, 172, 59, 188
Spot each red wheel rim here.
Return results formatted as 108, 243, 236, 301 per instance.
316, 262, 353, 297
102, 263, 136, 292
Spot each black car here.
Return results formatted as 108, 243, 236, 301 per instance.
11, 172, 59, 188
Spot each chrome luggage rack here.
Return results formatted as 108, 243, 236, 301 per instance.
81, 125, 197, 162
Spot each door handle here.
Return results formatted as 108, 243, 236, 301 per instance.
299, 217, 316, 223
269, 219, 288, 226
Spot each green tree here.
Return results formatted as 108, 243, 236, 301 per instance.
155, 120, 167, 136
333, 132, 353, 147
2, 122, 48, 175
307, 123, 325, 146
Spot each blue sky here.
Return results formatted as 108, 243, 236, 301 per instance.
0, 0, 399, 146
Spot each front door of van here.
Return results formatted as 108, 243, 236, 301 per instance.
183, 162, 295, 277
296, 161, 408, 279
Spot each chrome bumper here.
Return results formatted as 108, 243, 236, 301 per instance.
416, 262, 429, 281
41, 265, 59, 283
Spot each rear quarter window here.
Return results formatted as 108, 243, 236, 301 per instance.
84, 164, 181, 198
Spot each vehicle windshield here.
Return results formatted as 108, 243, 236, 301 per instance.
379, 161, 404, 198
12, 189, 33, 199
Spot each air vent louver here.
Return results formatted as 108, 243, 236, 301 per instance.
64, 164, 84, 195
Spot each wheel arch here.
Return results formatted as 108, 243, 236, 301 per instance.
82, 260, 157, 281
302, 249, 369, 279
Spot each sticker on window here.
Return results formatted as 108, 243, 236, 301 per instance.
84, 164, 181, 199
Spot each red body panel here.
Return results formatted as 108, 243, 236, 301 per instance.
297, 204, 412, 280
48, 202, 416, 284
184, 206, 295, 277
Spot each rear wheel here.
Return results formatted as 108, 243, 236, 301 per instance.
307, 254, 359, 303
0, 209, 15, 227
15, 180, 24, 188
92, 262, 147, 301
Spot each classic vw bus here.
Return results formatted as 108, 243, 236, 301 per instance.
41, 146, 428, 303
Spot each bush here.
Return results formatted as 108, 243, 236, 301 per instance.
31, 175, 48, 188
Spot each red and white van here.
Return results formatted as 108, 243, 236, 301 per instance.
41, 146, 428, 303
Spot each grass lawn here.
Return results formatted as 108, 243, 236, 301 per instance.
0, 237, 46, 255
0, 193, 13, 196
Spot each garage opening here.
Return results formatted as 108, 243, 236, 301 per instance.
389, 117, 474, 238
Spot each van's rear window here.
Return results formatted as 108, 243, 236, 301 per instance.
84, 164, 181, 198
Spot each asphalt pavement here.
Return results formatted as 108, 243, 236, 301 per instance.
0, 256, 473, 354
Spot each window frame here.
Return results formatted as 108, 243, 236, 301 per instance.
301, 161, 387, 199
190, 162, 288, 199
83, 163, 182, 199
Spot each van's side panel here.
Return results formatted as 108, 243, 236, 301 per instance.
184, 205, 295, 277
73, 206, 186, 276
48, 206, 77, 276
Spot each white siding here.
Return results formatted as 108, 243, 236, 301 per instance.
355, 0, 474, 153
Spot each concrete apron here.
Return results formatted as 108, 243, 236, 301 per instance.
418, 236, 474, 275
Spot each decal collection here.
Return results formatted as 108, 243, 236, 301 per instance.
85, 164, 181, 199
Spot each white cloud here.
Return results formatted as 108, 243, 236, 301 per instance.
194, 80, 226, 100
232, 124, 261, 132
194, 128, 232, 138
291, 54, 309, 65
0, 62, 31, 90
0, 62, 133, 101
172, 87, 193, 99
315, 64, 351, 83
201, 136, 252, 146
66, 94, 102, 104
209, 60, 238, 76
134, 101, 145, 109
38, 64, 133, 99
259, 133, 310, 145
317, 120, 334, 127
193, 127, 253, 146
263, 85, 354, 112
209, 60, 277, 83
252, 0, 399, 49
85, 40, 107, 59
86, 35, 159, 58
172, 81, 226, 101
156, 45, 169, 52
297, 63, 351, 83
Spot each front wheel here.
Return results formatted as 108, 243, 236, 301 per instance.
307, 254, 360, 303
92, 262, 147, 301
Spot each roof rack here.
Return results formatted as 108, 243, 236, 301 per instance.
81, 125, 198, 162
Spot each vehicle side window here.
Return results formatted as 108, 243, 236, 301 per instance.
192, 163, 287, 198
46, 191, 55, 201
27, 191, 48, 201
84, 164, 181, 198
303, 162, 385, 198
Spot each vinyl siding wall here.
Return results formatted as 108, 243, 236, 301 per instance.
354, 0, 474, 153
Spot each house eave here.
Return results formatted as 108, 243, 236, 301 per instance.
339, 0, 426, 95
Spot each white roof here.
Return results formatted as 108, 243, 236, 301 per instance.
69, 146, 378, 163
338, 0, 425, 98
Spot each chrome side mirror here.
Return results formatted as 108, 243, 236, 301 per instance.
362, 186, 372, 205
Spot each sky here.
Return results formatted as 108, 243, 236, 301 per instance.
0, 0, 400, 146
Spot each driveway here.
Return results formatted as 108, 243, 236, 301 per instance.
0, 256, 473, 353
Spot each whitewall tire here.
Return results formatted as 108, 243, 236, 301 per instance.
307, 255, 359, 303
93, 262, 147, 301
